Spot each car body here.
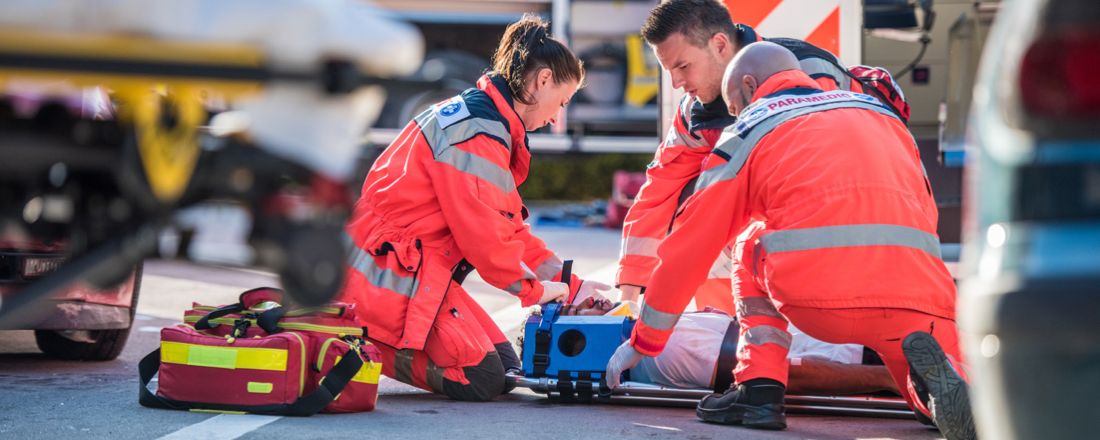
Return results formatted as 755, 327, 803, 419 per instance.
957, 0, 1100, 438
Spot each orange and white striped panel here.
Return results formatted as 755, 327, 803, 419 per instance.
723, 0, 862, 66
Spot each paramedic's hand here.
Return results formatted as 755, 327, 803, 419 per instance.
572, 279, 615, 305
537, 281, 570, 305
605, 341, 647, 388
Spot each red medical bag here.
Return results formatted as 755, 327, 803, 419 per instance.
139, 287, 381, 415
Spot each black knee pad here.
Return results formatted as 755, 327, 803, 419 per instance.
442, 352, 506, 402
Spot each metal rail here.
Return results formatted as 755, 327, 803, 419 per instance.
507, 373, 916, 420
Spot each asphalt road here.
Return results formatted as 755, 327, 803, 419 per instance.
0, 223, 944, 440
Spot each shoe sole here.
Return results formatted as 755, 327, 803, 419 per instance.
697, 402, 787, 430
903, 331, 976, 440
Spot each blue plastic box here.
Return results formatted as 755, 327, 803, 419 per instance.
521, 305, 635, 379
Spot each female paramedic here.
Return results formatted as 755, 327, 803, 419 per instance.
340, 15, 611, 401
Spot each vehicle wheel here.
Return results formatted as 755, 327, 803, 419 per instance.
34, 263, 143, 361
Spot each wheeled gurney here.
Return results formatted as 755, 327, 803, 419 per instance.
510, 276, 915, 419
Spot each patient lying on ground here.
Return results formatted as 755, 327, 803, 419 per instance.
559, 298, 898, 396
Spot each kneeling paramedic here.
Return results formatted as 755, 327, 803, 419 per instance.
618, 0, 886, 315
341, 16, 612, 402
606, 42, 974, 440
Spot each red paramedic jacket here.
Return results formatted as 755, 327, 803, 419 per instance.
341, 74, 578, 350
617, 24, 857, 291
630, 70, 954, 356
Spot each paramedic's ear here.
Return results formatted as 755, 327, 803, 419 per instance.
741, 74, 758, 106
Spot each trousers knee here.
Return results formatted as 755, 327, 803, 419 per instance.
441, 352, 506, 402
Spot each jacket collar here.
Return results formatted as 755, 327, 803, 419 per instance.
477, 74, 531, 187
750, 69, 822, 103
735, 23, 763, 48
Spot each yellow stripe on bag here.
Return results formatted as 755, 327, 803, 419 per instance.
161, 341, 288, 371
247, 382, 274, 394
335, 356, 382, 384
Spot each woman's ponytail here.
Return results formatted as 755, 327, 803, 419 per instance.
491, 14, 583, 105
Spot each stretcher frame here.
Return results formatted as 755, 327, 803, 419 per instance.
506, 372, 915, 419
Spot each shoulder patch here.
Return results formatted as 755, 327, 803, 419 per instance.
434, 96, 472, 129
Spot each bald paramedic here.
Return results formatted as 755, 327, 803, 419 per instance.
607, 42, 974, 440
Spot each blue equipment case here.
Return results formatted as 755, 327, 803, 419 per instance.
521, 302, 635, 381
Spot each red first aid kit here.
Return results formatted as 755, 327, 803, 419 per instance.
139, 287, 381, 415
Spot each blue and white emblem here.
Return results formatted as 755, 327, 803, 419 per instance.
435, 97, 471, 129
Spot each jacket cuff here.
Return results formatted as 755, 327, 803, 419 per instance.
615, 265, 652, 289
518, 280, 542, 307
629, 331, 666, 357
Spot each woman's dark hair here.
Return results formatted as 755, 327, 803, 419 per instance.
491, 14, 584, 105
641, 0, 738, 47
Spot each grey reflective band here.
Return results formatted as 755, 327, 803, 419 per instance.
639, 303, 680, 331
520, 262, 538, 280
505, 281, 524, 295
347, 241, 420, 298
425, 361, 446, 393
418, 111, 513, 151
416, 112, 516, 194
535, 255, 564, 281
798, 57, 852, 91
740, 324, 793, 349
621, 236, 662, 258
665, 124, 710, 149
395, 349, 416, 385
736, 297, 784, 320
696, 97, 897, 193
433, 143, 516, 194
760, 224, 943, 259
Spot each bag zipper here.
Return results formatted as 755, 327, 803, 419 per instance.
287, 331, 307, 397
278, 322, 363, 336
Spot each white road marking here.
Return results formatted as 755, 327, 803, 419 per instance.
155, 414, 281, 440
632, 422, 681, 432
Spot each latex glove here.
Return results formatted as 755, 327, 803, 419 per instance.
605, 341, 647, 389
537, 281, 570, 305
572, 279, 616, 305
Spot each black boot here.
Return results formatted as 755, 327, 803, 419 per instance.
696, 378, 787, 430
903, 331, 977, 440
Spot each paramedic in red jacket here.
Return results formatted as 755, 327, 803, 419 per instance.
607, 42, 974, 440
340, 15, 611, 402
618, 0, 858, 314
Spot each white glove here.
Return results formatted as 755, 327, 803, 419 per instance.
537, 281, 570, 305
605, 341, 647, 389
572, 279, 616, 305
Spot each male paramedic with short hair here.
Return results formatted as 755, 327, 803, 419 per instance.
606, 42, 975, 440
618, 0, 857, 314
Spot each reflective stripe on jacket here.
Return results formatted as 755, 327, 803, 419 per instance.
616, 24, 854, 289
630, 70, 953, 356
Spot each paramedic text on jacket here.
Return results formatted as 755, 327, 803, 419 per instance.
612, 42, 973, 439
618, 0, 863, 313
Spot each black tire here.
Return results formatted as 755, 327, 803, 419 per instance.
35, 262, 143, 361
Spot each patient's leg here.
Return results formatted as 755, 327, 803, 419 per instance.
786, 357, 898, 395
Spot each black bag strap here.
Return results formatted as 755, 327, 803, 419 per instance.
255, 307, 287, 334
139, 345, 364, 416
193, 303, 245, 330
712, 319, 741, 393
533, 259, 572, 378
195, 287, 288, 333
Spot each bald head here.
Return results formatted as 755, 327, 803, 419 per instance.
721, 41, 801, 116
